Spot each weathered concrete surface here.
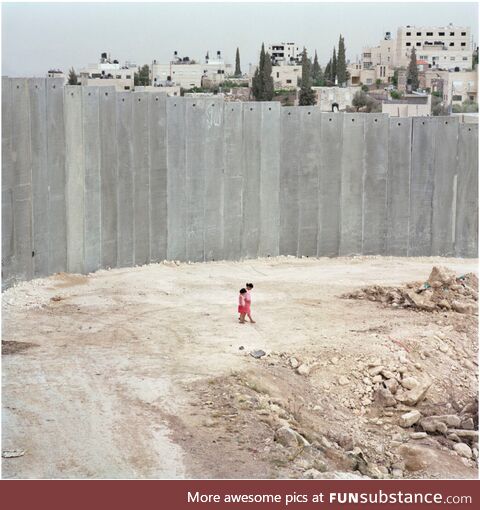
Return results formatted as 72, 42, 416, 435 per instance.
2, 80, 478, 287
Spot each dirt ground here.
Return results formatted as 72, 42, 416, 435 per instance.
2, 256, 478, 479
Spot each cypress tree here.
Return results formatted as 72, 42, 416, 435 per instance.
324, 60, 331, 85
68, 67, 78, 85
407, 47, 419, 91
252, 43, 266, 100
337, 35, 347, 86
235, 47, 242, 77
262, 52, 274, 101
311, 50, 322, 86
298, 48, 316, 106
331, 47, 337, 83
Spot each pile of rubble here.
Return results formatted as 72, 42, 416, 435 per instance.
343, 266, 478, 314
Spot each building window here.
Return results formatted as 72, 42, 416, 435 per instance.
406, 42, 411, 47
439, 32, 445, 36
450, 32, 455, 36
416, 32, 421, 36
276, 72, 279, 78
116, 75, 121, 79
453, 95, 462, 101
126, 75, 131, 79
450, 56, 456, 61
426, 32, 433, 36
416, 42, 421, 46
461, 42, 466, 47
463, 57, 468, 61
449, 43, 454, 47
286, 79, 292, 84
366, 79, 372, 84
124, 86, 130, 90
406, 31, 411, 36
461, 32, 466, 36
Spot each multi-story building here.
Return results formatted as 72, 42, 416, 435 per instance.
272, 65, 302, 88
78, 53, 136, 91
395, 24, 472, 70
151, 50, 231, 89
47, 69, 66, 81
267, 42, 302, 66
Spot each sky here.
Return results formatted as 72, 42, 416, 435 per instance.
2, 1, 478, 76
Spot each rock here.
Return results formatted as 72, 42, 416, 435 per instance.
384, 378, 399, 394
395, 379, 431, 406
331, 356, 339, 365
274, 426, 309, 448
399, 445, 437, 472
399, 410, 422, 428
250, 350, 266, 359
453, 443, 472, 459
369, 365, 384, 377
452, 301, 476, 315
400, 377, 419, 390
2, 449, 26, 458
434, 415, 462, 428
313, 458, 328, 472
461, 418, 474, 430
297, 364, 310, 376
420, 417, 448, 434
375, 387, 397, 407
338, 376, 349, 386
303, 468, 322, 479
447, 429, 478, 439
381, 369, 395, 379
372, 375, 383, 383
428, 266, 457, 287
448, 433, 461, 442
363, 377, 371, 385
392, 468, 404, 478
410, 432, 428, 439
289, 357, 300, 369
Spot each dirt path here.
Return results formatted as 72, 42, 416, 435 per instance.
2, 256, 478, 479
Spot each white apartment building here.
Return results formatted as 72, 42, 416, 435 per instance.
396, 24, 472, 70
78, 53, 136, 91
47, 69, 66, 81
151, 50, 231, 89
268, 42, 302, 66
272, 65, 302, 88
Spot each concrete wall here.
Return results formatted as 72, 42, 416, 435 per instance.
2, 78, 478, 288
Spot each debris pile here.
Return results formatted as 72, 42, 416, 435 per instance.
343, 266, 478, 314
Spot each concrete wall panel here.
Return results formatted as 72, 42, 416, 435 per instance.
148, 92, 168, 262
132, 92, 150, 265
363, 114, 389, 255
409, 117, 435, 256
99, 87, 118, 268
258, 102, 280, 257
166, 97, 186, 260
223, 102, 244, 260
241, 103, 262, 258
116, 92, 134, 267
28, 78, 49, 277
64, 86, 85, 274
317, 112, 342, 257
455, 124, 478, 257
386, 117, 412, 256
297, 107, 320, 257
204, 97, 225, 261
11, 78, 34, 281
339, 113, 365, 256
82, 87, 102, 273
46, 78, 67, 274
279, 107, 299, 256
431, 117, 458, 256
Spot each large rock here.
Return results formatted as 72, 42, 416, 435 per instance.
274, 426, 309, 448
451, 301, 476, 315
453, 443, 472, 459
428, 266, 457, 287
398, 445, 438, 472
297, 364, 310, 376
399, 410, 422, 428
375, 387, 397, 407
420, 417, 448, 434
395, 379, 431, 406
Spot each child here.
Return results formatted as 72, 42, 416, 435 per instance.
245, 283, 256, 323
238, 288, 247, 324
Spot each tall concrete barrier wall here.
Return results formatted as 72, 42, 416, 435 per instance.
2, 78, 478, 288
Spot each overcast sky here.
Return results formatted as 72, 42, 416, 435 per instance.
2, 2, 478, 76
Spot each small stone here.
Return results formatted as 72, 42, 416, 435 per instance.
399, 410, 422, 428
250, 350, 266, 359
381, 369, 395, 379
289, 357, 300, 369
461, 418, 474, 430
384, 378, 399, 395
369, 365, 384, 377
410, 432, 428, 439
331, 357, 339, 365
274, 426, 309, 448
448, 433, 461, 442
438, 344, 449, 353
372, 375, 383, 383
375, 387, 397, 407
453, 443, 472, 459
303, 468, 322, 479
363, 377, 371, 385
392, 468, 403, 478
400, 377, 419, 390
338, 376, 349, 386
297, 364, 310, 376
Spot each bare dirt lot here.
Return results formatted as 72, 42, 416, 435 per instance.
2, 256, 478, 479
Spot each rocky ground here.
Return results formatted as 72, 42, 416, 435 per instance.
2, 256, 478, 479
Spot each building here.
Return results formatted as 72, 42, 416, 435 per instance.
78, 53, 136, 91
313, 86, 359, 111
382, 93, 432, 117
151, 50, 231, 89
348, 32, 395, 85
267, 42, 302, 66
133, 85, 181, 96
47, 69, 66, 81
395, 24, 472, 70
272, 65, 302, 88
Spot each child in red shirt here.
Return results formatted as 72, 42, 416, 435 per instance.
238, 288, 247, 324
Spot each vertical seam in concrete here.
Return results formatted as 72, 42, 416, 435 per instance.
407, 118, 414, 257
361, 115, 366, 254
429, 119, 437, 255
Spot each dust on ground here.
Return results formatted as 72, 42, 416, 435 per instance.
2, 256, 478, 479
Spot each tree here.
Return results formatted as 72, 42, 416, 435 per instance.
337, 35, 347, 86
324, 60, 332, 86
406, 47, 419, 91
311, 50, 324, 86
252, 43, 273, 101
235, 47, 242, 77
352, 90, 380, 112
392, 69, 398, 87
68, 67, 78, 85
134, 64, 150, 87
298, 48, 316, 106
331, 47, 337, 84
375, 78, 382, 89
